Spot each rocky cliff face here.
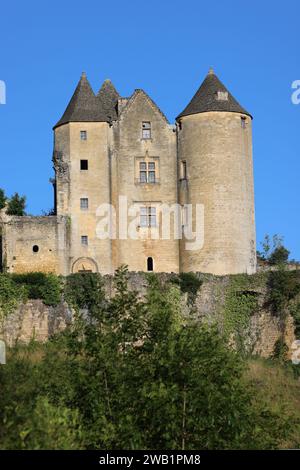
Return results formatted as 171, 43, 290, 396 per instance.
0, 272, 297, 358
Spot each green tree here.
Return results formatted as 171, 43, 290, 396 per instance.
258, 234, 290, 265
0, 269, 296, 450
6, 193, 26, 216
269, 246, 290, 265
0, 188, 6, 210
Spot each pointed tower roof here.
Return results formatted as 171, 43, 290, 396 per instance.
97, 79, 120, 121
176, 68, 252, 120
54, 73, 108, 129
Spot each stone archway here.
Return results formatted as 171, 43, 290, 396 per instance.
72, 257, 99, 273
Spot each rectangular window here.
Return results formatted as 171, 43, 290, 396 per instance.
80, 130, 87, 140
140, 206, 156, 227
139, 161, 156, 183
81, 235, 88, 245
142, 121, 151, 139
80, 198, 89, 210
80, 159, 88, 170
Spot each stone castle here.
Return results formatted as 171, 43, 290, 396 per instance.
0, 69, 256, 276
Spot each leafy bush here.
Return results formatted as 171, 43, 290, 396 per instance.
0, 267, 299, 449
258, 234, 290, 265
0, 274, 27, 318
11, 273, 62, 306
268, 270, 300, 313
65, 273, 105, 314
269, 246, 290, 265
171, 272, 202, 305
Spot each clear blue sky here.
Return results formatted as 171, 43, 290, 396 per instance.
0, 0, 299, 259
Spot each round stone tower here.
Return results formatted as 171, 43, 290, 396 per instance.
177, 68, 256, 275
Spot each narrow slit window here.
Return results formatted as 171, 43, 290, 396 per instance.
241, 116, 247, 129
181, 161, 187, 179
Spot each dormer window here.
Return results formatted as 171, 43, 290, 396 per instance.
142, 122, 151, 139
216, 91, 228, 101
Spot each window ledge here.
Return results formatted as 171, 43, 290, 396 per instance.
135, 179, 160, 185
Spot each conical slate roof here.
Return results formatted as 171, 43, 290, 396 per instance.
177, 69, 252, 120
97, 79, 120, 121
54, 73, 108, 129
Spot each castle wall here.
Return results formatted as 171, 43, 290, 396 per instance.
2, 215, 68, 274
1, 80, 257, 277
112, 91, 179, 272
178, 111, 256, 275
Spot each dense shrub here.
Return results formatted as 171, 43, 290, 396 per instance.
0, 274, 27, 318
11, 272, 62, 306
0, 267, 297, 450
171, 272, 202, 305
268, 270, 300, 313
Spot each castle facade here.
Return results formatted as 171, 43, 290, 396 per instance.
0, 69, 256, 275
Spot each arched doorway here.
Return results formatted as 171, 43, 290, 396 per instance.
72, 257, 99, 273
147, 257, 154, 272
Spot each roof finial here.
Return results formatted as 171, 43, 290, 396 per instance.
208, 67, 214, 75
81, 71, 87, 78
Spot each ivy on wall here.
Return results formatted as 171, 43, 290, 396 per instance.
0, 275, 27, 321
223, 275, 261, 354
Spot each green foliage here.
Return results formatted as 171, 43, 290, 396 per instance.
258, 234, 290, 265
65, 273, 105, 317
268, 269, 300, 313
6, 193, 26, 216
223, 276, 259, 353
0, 344, 82, 449
0, 188, 6, 210
0, 274, 27, 320
0, 267, 296, 450
21, 397, 82, 450
272, 338, 289, 362
171, 272, 202, 305
11, 272, 62, 306
289, 301, 300, 339
269, 246, 290, 266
